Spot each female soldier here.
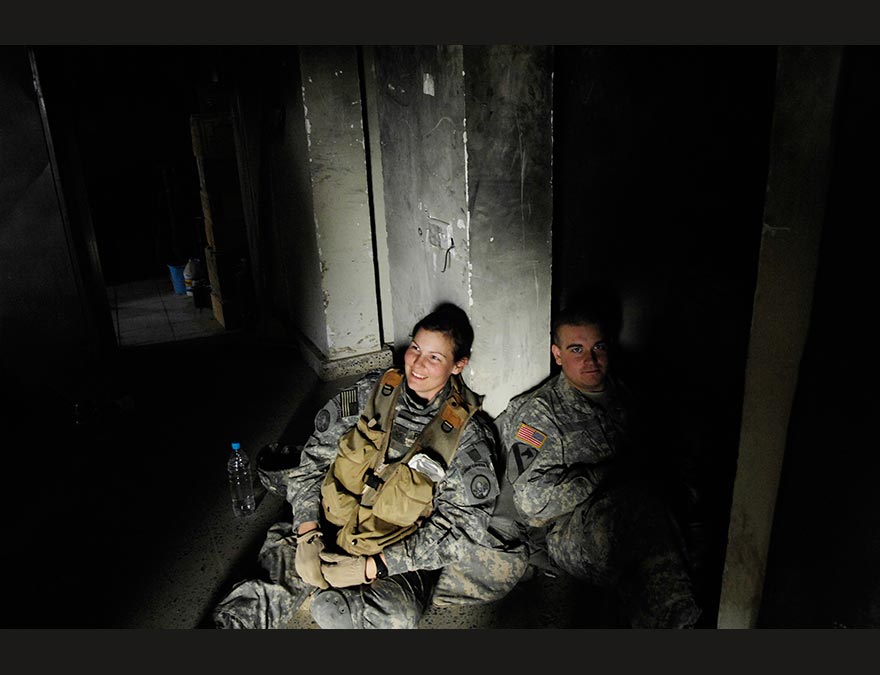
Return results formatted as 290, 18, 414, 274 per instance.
214, 303, 500, 629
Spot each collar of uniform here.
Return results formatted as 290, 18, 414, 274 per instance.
558, 371, 615, 404
401, 377, 450, 413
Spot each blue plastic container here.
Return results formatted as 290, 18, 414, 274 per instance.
168, 264, 187, 295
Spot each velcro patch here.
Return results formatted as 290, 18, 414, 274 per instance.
339, 387, 359, 417
515, 423, 547, 449
509, 442, 538, 477
462, 464, 499, 505
470, 474, 492, 500
314, 407, 332, 433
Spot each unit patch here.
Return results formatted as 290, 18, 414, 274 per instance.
509, 442, 538, 477
470, 474, 491, 500
314, 408, 332, 433
515, 422, 547, 449
461, 464, 498, 505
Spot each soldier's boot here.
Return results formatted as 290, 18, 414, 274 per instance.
618, 547, 701, 629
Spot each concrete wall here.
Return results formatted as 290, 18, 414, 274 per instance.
261, 47, 386, 375
372, 46, 472, 344
551, 47, 778, 621
361, 47, 394, 344
0, 47, 92, 395
759, 46, 880, 629
370, 45, 554, 416
296, 46, 382, 362
463, 45, 554, 416
717, 46, 842, 629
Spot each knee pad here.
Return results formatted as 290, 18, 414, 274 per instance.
310, 589, 355, 629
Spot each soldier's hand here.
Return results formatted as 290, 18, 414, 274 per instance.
294, 529, 329, 589
319, 551, 369, 588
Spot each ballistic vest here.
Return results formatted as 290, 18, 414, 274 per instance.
320, 368, 482, 556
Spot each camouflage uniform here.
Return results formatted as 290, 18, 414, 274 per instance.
214, 369, 506, 629
497, 372, 701, 628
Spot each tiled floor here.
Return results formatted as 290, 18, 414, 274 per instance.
108, 275, 226, 347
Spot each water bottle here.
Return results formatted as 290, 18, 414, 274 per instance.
227, 442, 256, 517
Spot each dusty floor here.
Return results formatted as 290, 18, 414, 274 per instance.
4, 322, 623, 629
4, 280, 876, 629
4, 278, 723, 630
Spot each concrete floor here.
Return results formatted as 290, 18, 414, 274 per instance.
5, 279, 872, 629
0, 288, 634, 629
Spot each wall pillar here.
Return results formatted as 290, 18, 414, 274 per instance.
717, 46, 842, 629
293, 46, 391, 379
371, 45, 554, 416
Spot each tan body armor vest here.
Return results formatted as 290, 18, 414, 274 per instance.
320, 368, 482, 556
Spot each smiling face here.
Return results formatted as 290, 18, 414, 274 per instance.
551, 322, 610, 393
403, 328, 468, 402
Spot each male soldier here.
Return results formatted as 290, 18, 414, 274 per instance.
214, 303, 508, 629
497, 303, 702, 628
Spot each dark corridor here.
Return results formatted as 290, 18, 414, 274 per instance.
3, 45, 880, 628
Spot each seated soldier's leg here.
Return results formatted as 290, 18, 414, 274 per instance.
214, 520, 315, 629
310, 569, 438, 629
545, 492, 622, 587
362, 569, 438, 628
545, 483, 700, 628
310, 587, 363, 628
258, 520, 310, 594
431, 539, 530, 607
612, 490, 701, 628
214, 578, 308, 629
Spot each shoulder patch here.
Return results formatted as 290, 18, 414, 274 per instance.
470, 474, 492, 501
461, 464, 499, 505
515, 422, 547, 449
508, 442, 538, 478
339, 386, 359, 417
314, 406, 333, 433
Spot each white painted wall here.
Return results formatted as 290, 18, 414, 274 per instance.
298, 46, 382, 360
371, 46, 554, 416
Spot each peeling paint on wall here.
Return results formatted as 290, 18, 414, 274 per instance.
462, 125, 469, 222
299, 49, 382, 358
426, 117, 454, 136
423, 73, 435, 96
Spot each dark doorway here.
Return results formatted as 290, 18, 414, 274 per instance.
33, 46, 239, 347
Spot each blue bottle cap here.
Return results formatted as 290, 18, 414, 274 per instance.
231, 442, 241, 450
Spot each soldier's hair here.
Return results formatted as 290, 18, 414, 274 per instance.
551, 305, 612, 346
411, 302, 474, 361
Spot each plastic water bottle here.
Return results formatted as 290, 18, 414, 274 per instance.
227, 442, 256, 517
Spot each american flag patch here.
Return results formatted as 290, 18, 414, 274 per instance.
340, 387, 359, 417
515, 423, 547, 449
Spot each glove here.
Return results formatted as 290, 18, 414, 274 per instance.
319, 551, 369, 588
295, 529, 329, 589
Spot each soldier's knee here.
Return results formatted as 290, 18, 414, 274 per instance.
310, 589, 355, 629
